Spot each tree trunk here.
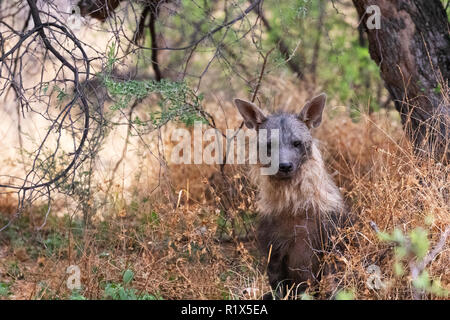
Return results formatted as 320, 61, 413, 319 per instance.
352, 0, 450, 162
310, 0, 326, 87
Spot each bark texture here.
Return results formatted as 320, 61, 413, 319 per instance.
353, 0, 450, 162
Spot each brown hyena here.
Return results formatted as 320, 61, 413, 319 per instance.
234, 93, 347, 299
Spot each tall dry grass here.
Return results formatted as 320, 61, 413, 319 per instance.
0, 75, 448, 300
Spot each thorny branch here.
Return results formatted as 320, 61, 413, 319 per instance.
0, 0, 91, 230
0, 0, 270, 231
410, 227, 450, 299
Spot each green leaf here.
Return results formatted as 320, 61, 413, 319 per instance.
412, 270, 430, 290
394, 246, 407, 260
70, 290, 86, 300
122, 269, 134, 285
394, 261, 404, 276
392, 228, 405, 244
42, 83, 49, 94
300, 293, 314, 300
335, 289, 354, 300
377, 231, 392, 242
118, 287, 128, 300
53, 86, 67, 102
430, 279, 449, 297
410, 228, 429, 260
0, 283, 11, 297
424, 215, 434, 226
104, 283, 118, 299
433, 84, 441, 94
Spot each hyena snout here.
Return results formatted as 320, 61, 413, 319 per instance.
278, 162, 293, 173
275, 159, 300, 179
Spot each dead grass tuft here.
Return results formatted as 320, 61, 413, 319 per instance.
0, 86, 448, 300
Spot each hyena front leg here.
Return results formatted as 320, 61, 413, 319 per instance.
263, 249, 293, 299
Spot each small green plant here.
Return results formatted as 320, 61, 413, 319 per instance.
335, 289, 355, 300
6, 261, 23, 280
43, 233, 65, 256
102, 44, 207, 128
378, 226, 449, 298
0, 283, 11, 297
103, 269, 163, 300
142, 210, 160, 226
103, 75, 207, 127
299, 293, 314, 300
69, 290, 87, 300
106, 42, 118, 73
35, 281, 57, 299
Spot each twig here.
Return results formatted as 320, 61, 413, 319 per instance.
252, 47, 275, 103
410, 226, 450, 299
149, 5, 162, 81
253, 1, 305, 79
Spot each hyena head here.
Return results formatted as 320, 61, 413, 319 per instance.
234, 93, 327, 180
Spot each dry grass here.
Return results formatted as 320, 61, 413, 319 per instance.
0, 78, 449, 300
315, 111, 449, 299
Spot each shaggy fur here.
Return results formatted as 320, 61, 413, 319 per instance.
234, 94, 347, 299
254, 141, 346, 298
256, 142, 344, 217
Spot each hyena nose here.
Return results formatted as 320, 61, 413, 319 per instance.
279, 162, 293, 173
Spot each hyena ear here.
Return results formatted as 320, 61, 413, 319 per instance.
299, 93, 327, 128
234, 98, 267, 129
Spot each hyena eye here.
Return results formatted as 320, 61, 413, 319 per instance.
293, 140, 302, 148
